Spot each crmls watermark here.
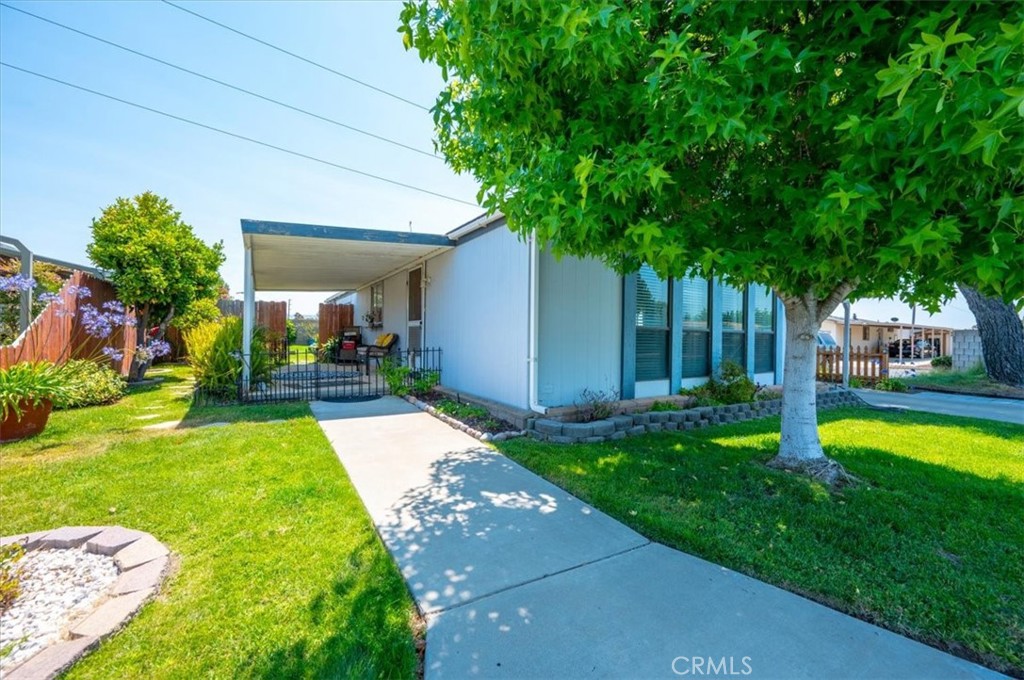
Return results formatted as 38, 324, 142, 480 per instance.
671, 656, 753, 676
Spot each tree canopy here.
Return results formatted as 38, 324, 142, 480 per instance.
88, 191, 224, 327
402, 1, 1023, 310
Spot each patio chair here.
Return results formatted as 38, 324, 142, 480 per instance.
359, 332, 399, 371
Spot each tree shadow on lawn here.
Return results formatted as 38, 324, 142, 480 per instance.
241, 532, 419, 679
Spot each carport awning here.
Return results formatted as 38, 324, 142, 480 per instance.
241, 219, 455, 291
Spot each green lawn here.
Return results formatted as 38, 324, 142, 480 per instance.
499, 408, 1024, 676
0, 364, 417, 679
909, 366, 1024, 399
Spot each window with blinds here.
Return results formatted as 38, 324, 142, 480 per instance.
635, 264, 669, 381
752, 284, 775, 373
720, 283, 746, 367
679, 276, 710, 378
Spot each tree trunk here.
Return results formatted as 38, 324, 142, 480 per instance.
957, 284, 1024, 387
775, 299, 825, 462
767, 286, 857, 486
129, 304, 151, 384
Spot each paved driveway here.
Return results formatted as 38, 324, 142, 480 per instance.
313, 397, 1005, 679
854, 389, 1024, 425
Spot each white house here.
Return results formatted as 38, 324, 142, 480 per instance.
240, 214, 786, 413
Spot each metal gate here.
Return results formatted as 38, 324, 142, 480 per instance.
194, 346, 442, 405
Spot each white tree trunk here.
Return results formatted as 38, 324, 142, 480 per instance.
776, 298, 825, 462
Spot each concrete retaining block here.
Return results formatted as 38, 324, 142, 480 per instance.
562, 422, 596, 438
534, 419, 564, 436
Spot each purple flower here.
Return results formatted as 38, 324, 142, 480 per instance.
102, 300, 124, 314
102, 346, 124, 361
66, 285, 91, 299
38, 292, 62, 305
148, 339, 172, 358
0, 274, 36, 293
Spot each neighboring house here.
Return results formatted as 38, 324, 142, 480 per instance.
820, 314, 954, 356
240, 214, 786, 412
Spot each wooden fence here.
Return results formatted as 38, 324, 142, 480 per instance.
319, 304, 354, 344
217, 299, 288, 354
0, 271, 135, 375
816, 347, 889, 383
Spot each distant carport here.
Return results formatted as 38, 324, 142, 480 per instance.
240, 219, 454, 382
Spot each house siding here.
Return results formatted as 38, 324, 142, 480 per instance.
425, 226, 531, 408
538, 251, 622, 408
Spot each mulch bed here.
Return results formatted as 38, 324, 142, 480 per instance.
415, 391, 518, 435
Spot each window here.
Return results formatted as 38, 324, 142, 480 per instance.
680, 276, 710, 378
862, 324, 870, 341
720, 283, 746, 367
635, 264, 669, 381
369, 282, 383, 326
753, 284, 775, 373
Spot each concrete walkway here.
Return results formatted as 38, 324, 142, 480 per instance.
854, 389, 1024, 425
313, 397, 1005, 679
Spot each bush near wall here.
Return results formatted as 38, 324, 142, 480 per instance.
52, 360, 126, 409
185, 318, 270, 398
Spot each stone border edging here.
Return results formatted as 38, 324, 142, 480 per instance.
0, 526, 171, 680
525, 390, 865, 444
403, 395, 527, 443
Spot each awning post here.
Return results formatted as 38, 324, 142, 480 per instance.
242, 244, 255, 387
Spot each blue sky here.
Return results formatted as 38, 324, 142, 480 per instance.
0, 0, 976, 326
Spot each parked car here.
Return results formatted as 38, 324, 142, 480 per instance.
887, 339, 933, 358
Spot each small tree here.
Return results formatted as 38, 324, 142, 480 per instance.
403, 1, 1023, 483
88, 192, 224, 382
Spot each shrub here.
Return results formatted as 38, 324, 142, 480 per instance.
931, 355, 952, 368
876, 377, 910, 392
185, 318, 271, 398
380, 358, 412, 396
0, 361, 71, 421
848, 376, 865, 389
0, 543, 24, 615
679, 360, 760, 406
410, 369, 440, 397
575, 387, 619, 422
648, 400, 678, 412
53, 360, 126, 409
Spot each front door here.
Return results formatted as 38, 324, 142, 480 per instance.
407, 267, 423, 351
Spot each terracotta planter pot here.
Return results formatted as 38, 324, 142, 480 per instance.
0, 399, 54, 442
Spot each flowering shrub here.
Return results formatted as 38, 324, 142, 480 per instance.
0, 267, 61, 344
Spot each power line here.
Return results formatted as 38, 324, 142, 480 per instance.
160, 0, 430, 112
0, 62, 477, 207
0, 2, 439, 161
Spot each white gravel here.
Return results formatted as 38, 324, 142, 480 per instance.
0, 547, 119, 671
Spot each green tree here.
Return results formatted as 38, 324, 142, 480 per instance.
88, 192, 225, 382
402, 1, 1023, 482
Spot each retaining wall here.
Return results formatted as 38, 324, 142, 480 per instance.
525, 390, 864, 444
